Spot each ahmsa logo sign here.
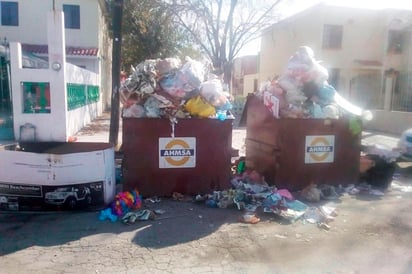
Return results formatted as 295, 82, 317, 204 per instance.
305, 135, 335, 164
159, 137, 196, 168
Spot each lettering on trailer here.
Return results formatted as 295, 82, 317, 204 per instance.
159, 138, 196, 168
0, 183, 42, 197
305, 135, 335, 164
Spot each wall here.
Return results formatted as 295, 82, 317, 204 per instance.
9, 11, 102, 142
10, 43, 68, 141
367, 110, 412, 135
66, 63, 101, 136
68, 57, 99, 74
1, 0, 112, 111
259, 5, 390, 91
243, 74, 259, 97
232, 55, 258, 97
10, 48, 101, 141
1, 0, 99, 48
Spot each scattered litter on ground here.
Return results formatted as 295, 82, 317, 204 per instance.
122, 209, 156, 225
145, 197, 162, 203
98, 190, 142, 222
239, 212, 260, 224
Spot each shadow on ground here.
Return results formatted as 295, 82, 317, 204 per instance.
1, 159, 410, 255
0, 199, 241, 255
132, 200, 240, 248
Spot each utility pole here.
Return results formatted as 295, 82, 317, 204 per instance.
109, 0, 123, 146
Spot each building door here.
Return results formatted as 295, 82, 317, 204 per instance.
0, 55, 14, 140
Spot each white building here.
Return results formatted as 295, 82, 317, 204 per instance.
0, 0, 112, 141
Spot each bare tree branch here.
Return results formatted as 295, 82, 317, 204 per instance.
163, 0, 285, 86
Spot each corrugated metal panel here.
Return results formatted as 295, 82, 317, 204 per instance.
244, 95, 361, 191
122, 118, 233, 197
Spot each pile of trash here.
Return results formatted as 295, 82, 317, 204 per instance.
98, 166, 400, 228
193, 167, 339, 229
99, 189, 142, 222
120, 57, 232, 120
257, 46, 372, 120
98, 189, 167, 224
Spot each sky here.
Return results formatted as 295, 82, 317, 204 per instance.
238, 0, 412, 56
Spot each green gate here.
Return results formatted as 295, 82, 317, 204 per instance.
0, 55, 14, 140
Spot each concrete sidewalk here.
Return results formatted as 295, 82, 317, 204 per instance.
73, 112, 121, 144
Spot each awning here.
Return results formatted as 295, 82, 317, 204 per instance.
22, 44, 98, 57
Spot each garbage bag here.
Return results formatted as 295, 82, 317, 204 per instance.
155, 58, 181, 76
184, 95, 216, 118
200, 79, 230, 107
123, 104, 146, 118
360, 154, 396, 189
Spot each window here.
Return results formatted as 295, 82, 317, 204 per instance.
22, 82, 51, 113
63, 4, 80, 29
1, 1, 18, 26
387, 30, 403, 54
322, 24, 343, 49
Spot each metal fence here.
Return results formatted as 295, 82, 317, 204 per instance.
391, 30, 412, 112
392, 72, 412, 112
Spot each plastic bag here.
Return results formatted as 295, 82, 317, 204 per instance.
122, 60, 157, 95
159, 72, 186, 98
155, 58, 181, 76
185, 95, 216, 118
144, 97, 162, 118
160, 57, 206, 98
200, 79, 230, 107
180, 57, 205, 89
123, 104, 146, 118
317, 82, 336, 106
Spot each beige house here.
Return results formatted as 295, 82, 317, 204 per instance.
232, 55, 259, 97
256, 3, 412, 135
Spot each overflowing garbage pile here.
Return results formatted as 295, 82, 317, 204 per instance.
120, 57, 232, 120
257, 46, 372, 120
192, 163, 340, 228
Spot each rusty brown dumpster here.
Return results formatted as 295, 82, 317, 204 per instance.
243, 94, 361, 191
122, 118, 233, 197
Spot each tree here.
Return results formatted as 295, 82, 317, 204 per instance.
161, 0, 284, 89
121, 0, 200, 73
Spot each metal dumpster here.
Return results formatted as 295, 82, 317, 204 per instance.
122, 118, 233, 197
243, 94, 360, 191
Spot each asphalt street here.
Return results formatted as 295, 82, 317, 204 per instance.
1, 115, 411, 273
0, 167, 411, 274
